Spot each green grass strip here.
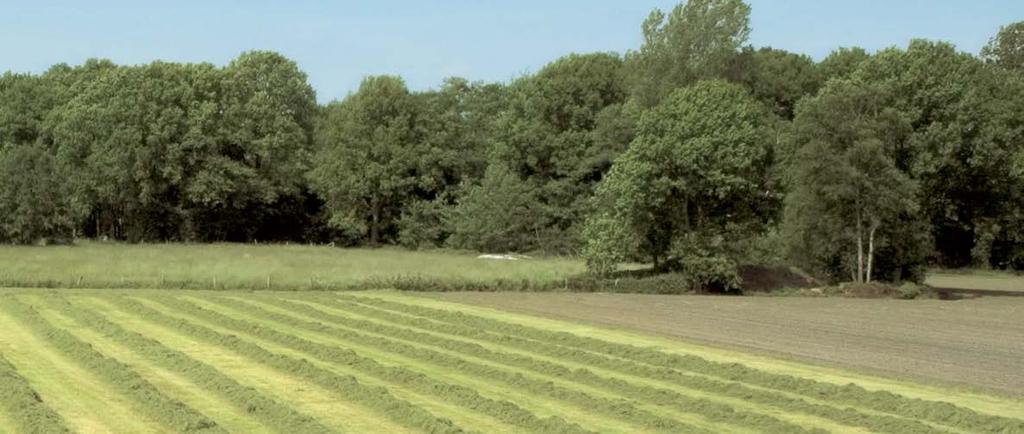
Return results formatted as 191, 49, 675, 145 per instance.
103, 295, 466, 434
41, 296, 336, 434
246, 295, 819, 434
164, 295, 711, 434
345, 295, 1024, 434
0, 353, 70, 434
0, 295, 223, 433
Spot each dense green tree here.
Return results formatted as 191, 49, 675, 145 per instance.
583, 80, 773, 285
0, 145, 78, 243
446, 164, 546, 252
626, 0, 751, 107
309, 76, 421, 245
853, 40, 1024, 268
471, 52, 632, 252
784, 79, 926, 282
817, 47, 871, 82
732, 47, 821, 119
396, 78, 508, 248
982, 21, 1024, 71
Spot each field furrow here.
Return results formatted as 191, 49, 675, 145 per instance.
0, 353, 69, 434
100, 295, 465, 434
158, 295, 713, 434
234, 294, 830, 434
27, 295, 331, 434
344, 294, 1024, 434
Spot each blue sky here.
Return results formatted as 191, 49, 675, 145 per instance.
2, 1, 1022, 102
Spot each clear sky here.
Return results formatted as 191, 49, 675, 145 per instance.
2, 1, 1022, 102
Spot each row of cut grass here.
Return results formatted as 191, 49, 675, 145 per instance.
281, 296, 879, 434
194, 295, 716, 434
233, 294, 824, 434
170, 295, 642, 434
30, 295, 335, 434
78, 296, 406, 434
312, 295, 957, 433
345, 294, 1024, 434
157, 295, 704, 434
0, 353, 69, 434
0, 296, 223, 433
295, 294, 949, 434
101, 295, 466, 434
183, 295, 603, 434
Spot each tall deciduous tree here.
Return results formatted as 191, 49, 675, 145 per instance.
626, 0, 751, 107
0, 145, 78, 243
455, 52, 631, 253
583, 80, 773, 286
784, 78, 928, 283
982, 21, 1024, 72
731, 47, 821, 119
309, 75, 420, 245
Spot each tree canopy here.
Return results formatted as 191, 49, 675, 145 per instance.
2, 1, 1023, 287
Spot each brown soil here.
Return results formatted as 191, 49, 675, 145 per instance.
423, 292, 1024, 397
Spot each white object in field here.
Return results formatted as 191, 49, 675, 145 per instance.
477, 253, 531, 260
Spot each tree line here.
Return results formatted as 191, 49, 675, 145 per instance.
2, 0, 1023, 285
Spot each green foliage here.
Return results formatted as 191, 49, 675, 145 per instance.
1, 4, 1024, 275
584, 80, 774, 282
732, 47, 821, 119
310, 76, 422, 245
896, 282, 925, 299
395, 198, 447, 249
784, 78, 926, 283
475, 52, 631, 253
817, 47, 871, 82
446, 164, 547, 252
0, 146, 79, 243
627, 0, 751, 107
982, 21, 1024, 71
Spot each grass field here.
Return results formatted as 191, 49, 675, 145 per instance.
925, 270, 1024, 293
0, 289, 1022, 433
0, 242, 584, 290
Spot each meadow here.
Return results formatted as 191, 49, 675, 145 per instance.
1, 289, 1022, 434
0, 242, 584, 290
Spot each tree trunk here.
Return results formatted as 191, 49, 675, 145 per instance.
867, 222, 878, 284
856, 209, 864, 283
369, 196, 380, 246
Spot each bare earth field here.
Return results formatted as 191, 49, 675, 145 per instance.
424, 292, 1024, 397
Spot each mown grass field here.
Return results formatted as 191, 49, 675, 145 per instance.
1, 290, 1022, 433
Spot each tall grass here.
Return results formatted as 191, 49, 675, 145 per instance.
0, 241, 585, 290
